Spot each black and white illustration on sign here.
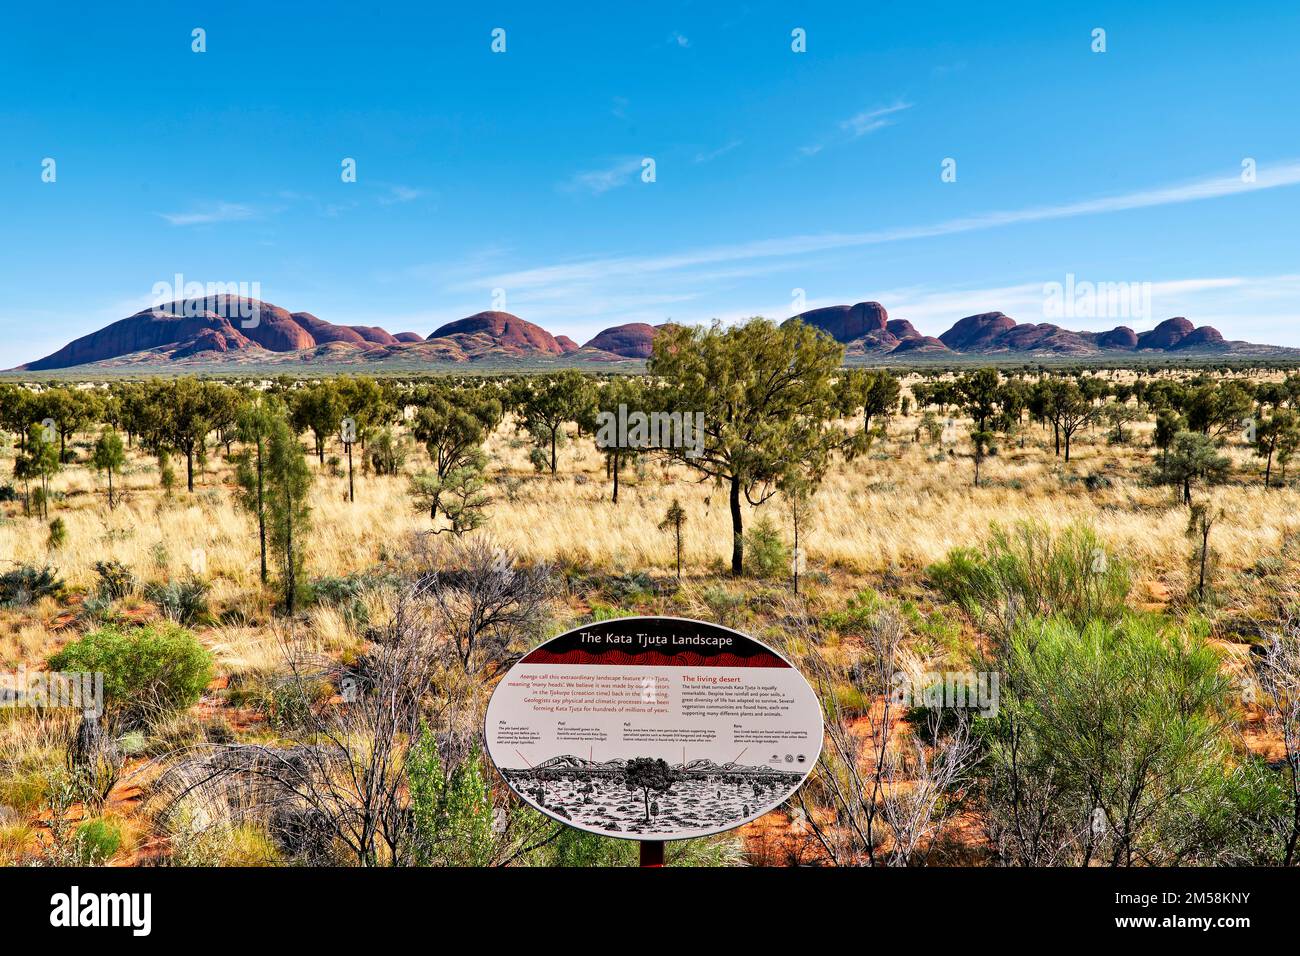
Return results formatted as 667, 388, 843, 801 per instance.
484, 617, 824, 840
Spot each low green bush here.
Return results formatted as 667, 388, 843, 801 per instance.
48, 622, 213, 723
0, 565, 65, 607
743, 516, 789, 579
145, 578, 210, 626
74, 817, 122, 864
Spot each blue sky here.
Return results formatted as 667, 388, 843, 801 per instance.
2, 1, 1299, 368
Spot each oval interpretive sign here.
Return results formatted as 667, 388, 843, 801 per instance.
484, 616, 824, 840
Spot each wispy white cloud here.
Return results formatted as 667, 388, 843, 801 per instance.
158, 202, 258, 226
839, 101, 912, 138
694, 140, 742, 164
669, 31, 690, 48
560, 157, 645, 195
378, 184, 428, 205
799, 100, 912, 159
482, 161, 1300, 291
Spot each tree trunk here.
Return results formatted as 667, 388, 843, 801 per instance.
285, 486, 295, 615
1265, 449, 1274, 488
256, 445, 267, 585
675, 524, 682, 580
793, 517, 800, 595
1197, 525, 1209, 602
550, 429, 557, 475
612, 448, 620, 503
107, 469, 114, 510
729, 475, 744, 576
186, 448, 195, 492
347, 442, 354, 502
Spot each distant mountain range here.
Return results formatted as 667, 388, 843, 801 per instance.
786, 301, 1291, 358
519, 755, 790, 776
14, 295, 1295, 372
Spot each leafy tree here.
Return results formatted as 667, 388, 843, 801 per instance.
366, 427, 408, 476
410, 449, 490, 536
90, 430, 126, 509
334, 376, 391, 449
658, 498, 687, 581
47, 517, 67, 550
0, 384, 33, 451
33, 386, 98, 460
1185, 381, 1253, 440
157, 379, 229, 492
1156, 431, 1231, 505
1186, 503, 1222, 605
957, 368, 1004, 434
233, 398, 282, 585
743, 515, 790, 579
1254, 408, 1299, 488
1153, 408, 1185, 463
840, 369, 901, 435
588, 375, 646, 503
291, 381, 343, 465
411, 385, 498, 480
784, 476, 816, 594
17, 422, 59, 518
265, 409, 313, 614
512, 371, 594, 476
647, 318, 844, 575
1055, 381, 1102, 462
623, 757, 676, 823
1104, 400, 1141, 445
955, 369, 1009, 485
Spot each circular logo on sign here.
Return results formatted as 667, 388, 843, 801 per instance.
484, 616, 824, 840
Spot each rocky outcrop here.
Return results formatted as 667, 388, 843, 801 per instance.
14, 294, 1267, 371
890, 335, 951, 355
785, 300, 1245, 358
426, 311, 567, 356
1137, 317, 1195, 349
938, 312, 1019, 351
1096, 326, 1139, 349
582, 323, 658, 358
791, 302, 889, 342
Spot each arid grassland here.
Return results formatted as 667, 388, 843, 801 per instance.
2, 327, 1299, 867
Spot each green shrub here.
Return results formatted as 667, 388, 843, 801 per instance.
701, 587, 747, 627
94, 560, 137, 601
145, 578, 210, 626
743, 516, 789, 579
48, 622, 213, 723
47, 518, 67, 551
408, 725, 497, 867
985, 613, 1232, 866
927, 521, 1130, 640
0, 565, 65, 607
74, 817, 122, 864
822, 588, 887, 634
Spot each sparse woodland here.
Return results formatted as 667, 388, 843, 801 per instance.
2, 318, 1300, 866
